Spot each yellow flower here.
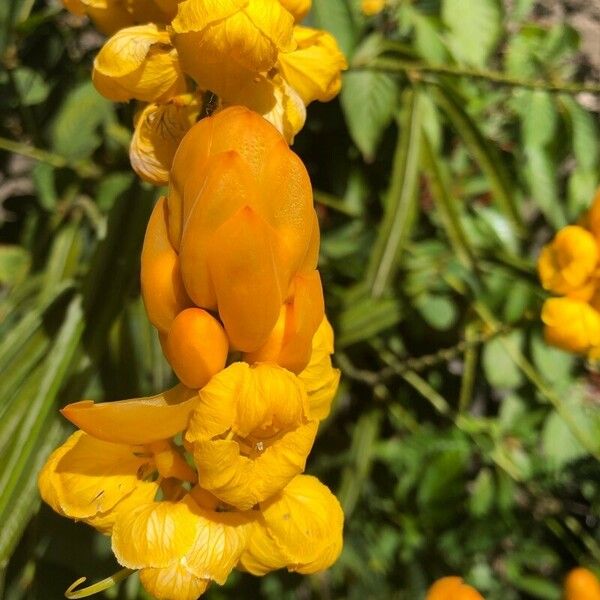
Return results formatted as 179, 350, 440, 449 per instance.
93, 24, 186, 103
244, 270, 324, 373
162, 307, 229, 389
60, 383, 199, 445
564, 567, 600, 600
541, 297, 600, 354
279, 0, 311, 21
112, 493, 251, 600
130, 96, 200, 185
538, 225, 598, 296
361, 0, 386, 15
277, 26, 348, 105
172, 0, 295, 101
584, 188, 600, 243
425, 576, 484, 600
38, 431, 159, 534
63, 0, 135, 35
239, 475, 343, 575
161, 106, 318, 352
186, 362, 318, 510
298, 316, 340, 421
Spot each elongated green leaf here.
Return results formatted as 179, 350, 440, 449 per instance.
421, 132, 476, 270
0, 295, 84, 562
433, 85, 524, 233
367, 89, 423, 297
311, 0, 359, 58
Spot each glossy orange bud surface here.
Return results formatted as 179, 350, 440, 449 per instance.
565, 567, 600, 600
426, 576, 484, 600
164, 308, 229, 389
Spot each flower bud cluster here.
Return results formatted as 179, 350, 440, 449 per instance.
65, 0, 347, 185
538, 189, 600, 357
39, 104, 342, 598
425, 576, 484, 600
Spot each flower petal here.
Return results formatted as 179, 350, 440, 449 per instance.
61, 384, 198, 445
139, 565, 209, 600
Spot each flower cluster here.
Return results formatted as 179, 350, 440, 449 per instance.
538, 189, 600, 357
65, 0, 346, 185
39, 56, 342, 600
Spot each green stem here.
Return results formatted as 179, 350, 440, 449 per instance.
0, 136, 100, 178
353, 57, 600, 95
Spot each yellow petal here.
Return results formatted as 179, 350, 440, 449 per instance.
130, 98, 200, 186
278, 26, 348, 105
361, 0, 386, 15
93, 25, 186, 103
181, 495, 251, 584
298, 316, 340, 420
207, 206, 286, 351
172, 0, 247, 32
61, 384, 198, 445
38, 431, 156, 522
140, 566, 209, 600
112, 501, 198, 569
241, 474, 344, 574
278, 0, 311, 22
83, 2, 136, 36
542, 297, 600, 354
190, 420, 317, 511
141, 197, 192, 333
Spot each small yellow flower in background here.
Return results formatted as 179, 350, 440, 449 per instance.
541, 297, 600, 354
93, 24, 186, 103
584, 188, 600, 243
130, 95, 200, 185
361, 0, 386, 16
538, 225, 598, 296
239, 475, 343, 575
186, 362, 318, 510
564, 567, 600, 600
426, 576, 485, 600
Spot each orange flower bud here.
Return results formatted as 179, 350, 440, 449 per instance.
164, 308, 229, 389
564, 568, 600, 600
426, 576, 484, 600
162, 106, 318, 352
585, 188, 600, 242
244, 270, 324, 373
141, 197, 192, 333
542, 297, 600, 354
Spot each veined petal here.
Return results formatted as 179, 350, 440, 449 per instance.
172, 0, 247, 33
139, 565, 209, 600
278, 0, 311, 22
243, 0, 295, 56
130, 98, 200, 186
298, 316, 340, 421
237, 519, 287, 575
278, 26, 348, 105
38, 431, 155, 521
181, 495, 251, 584
259, 474, 343, 574
93, 25, 186, 103
112, 501, 198, 569
191, 420, 317, 511
141, 197, 192, 333
61, 384, 199, 445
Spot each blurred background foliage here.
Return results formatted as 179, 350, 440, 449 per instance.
1, 0, 600, 598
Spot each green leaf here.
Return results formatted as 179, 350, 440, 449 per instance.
51, 81, 114, 160
311, 0, 359, 58
562, 96, 599, 171
11, 67, 50, 106
340, 70, 399, 160
433, 86, 523, 233
482, 331, 525, 390
0, 245, 30, 285
366, 89, 422, 296
442, 0, 503, 66
415, 293, 458, 331
31, 162, 58, 211
530, 332, 574, 388
469, 468, 494, 516
520, 91, 558, 148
